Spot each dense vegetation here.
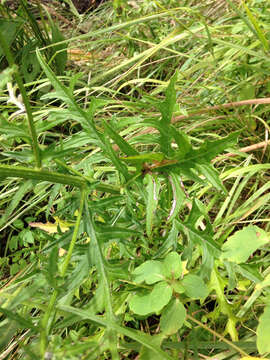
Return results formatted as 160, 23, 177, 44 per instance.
1, 0, 270, 358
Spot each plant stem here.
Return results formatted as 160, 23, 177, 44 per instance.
0, 165, 120, 193
186, 314, 249, 357
0, 32, 42, 168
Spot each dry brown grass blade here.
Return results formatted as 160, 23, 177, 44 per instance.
213, 140, 270, 162
172, 97, 270, 123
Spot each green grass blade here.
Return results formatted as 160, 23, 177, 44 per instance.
243, 3, 269, 51
0, 180, 33, 227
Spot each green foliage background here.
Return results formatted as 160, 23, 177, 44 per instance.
1, 0, 270, 359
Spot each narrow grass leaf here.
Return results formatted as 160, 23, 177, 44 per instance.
0, 179, 33, 227
243, 3, 269, 51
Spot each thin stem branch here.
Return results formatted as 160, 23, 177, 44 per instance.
0, 165, 120, 193
186, 314, 249, 357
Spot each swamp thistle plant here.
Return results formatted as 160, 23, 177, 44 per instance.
1, 1, 270, 359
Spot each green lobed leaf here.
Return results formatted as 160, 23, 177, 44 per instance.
102, 133, 131, 182
170, 126, 192, 157
36, 49, 98, 136
156, 72, 177, 156
162, 252, 182, 280
60, 305, 173, 359
181, 274, 209, 299
160, 298, 186, 336
221, 225, 269, 264
177, 200, 220, 279
158, 72, 177, 125
153, 220, 178, 259
0, 180, 33, 228
178, 132, 239, 164
195, 163, 226, 192
132, 260, 164, 285
129, 281, 173, 316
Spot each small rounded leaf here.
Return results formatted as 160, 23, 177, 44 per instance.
129, 281, 173, 316
162, 252, 182, 280
181, 274, 208, 299
160, 298, 186, 336
133, 260, 164, 284
221, 225, 269, 264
